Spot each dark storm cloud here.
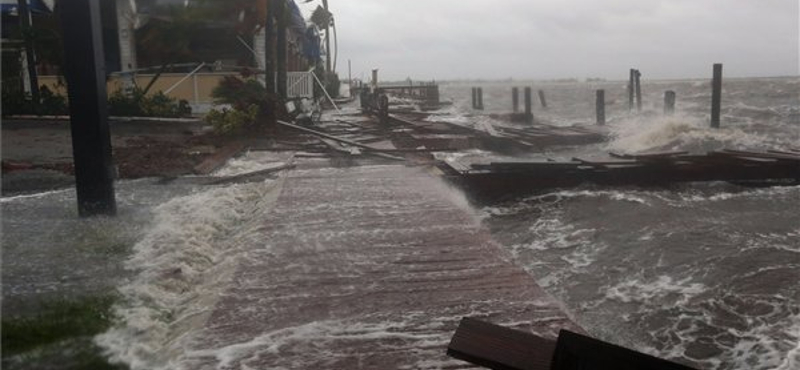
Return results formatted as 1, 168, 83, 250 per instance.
301, 0, 799, 81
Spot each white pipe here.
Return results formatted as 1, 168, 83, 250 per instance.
164, 63, 205, 95
312, 71, 340, 111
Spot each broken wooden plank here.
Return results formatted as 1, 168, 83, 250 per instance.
207, 163, 296, 185
609, 151, 689, 160
718, 149, 800, 161
472, 161, 583, 171
193, 141, 249, 175
572, 157, 639, 167
552, 330, 697, 370
277, 120, 382, 152
447, 317, 556, 370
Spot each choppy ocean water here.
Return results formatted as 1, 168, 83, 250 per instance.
439, 77, 800, 369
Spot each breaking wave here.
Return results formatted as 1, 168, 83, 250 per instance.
604, 114, 797, 154
96, 180, 282, 369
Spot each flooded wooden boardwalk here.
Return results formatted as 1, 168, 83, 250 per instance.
182, 162, 580, 369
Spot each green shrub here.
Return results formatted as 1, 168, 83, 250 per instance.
108, 87, 191, 118
1, 85, 68, 117
205, 104, 259, 134
211, 76, 272, 116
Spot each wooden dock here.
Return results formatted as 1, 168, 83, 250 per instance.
441, 150, 800, 200
180, 163, 581, 368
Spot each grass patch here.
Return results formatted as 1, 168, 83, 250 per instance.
2, 294, 128, 370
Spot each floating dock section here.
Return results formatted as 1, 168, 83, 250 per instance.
441, 149, 800, 200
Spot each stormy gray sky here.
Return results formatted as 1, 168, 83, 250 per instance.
299, 0, 800, 81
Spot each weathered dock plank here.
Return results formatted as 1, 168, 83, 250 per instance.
182, 164, 580, 369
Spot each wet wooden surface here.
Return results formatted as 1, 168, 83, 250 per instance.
183, 162, 580, 369
448, 317, 557, 370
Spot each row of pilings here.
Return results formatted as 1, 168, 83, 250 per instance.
469, 63, 724, 127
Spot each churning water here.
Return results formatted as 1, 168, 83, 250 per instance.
440, 77, 800, 369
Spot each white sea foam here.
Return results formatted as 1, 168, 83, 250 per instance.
96, 179, 282, 370
605, 275, 706, 306
776, 314, 800, 370
604, 114, 793, 153
0, 188, 72, 203
212, 151, 294, 177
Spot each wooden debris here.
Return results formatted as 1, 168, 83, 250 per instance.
193, 141, 249, 175
207, 163, 297, 185
447, 318, 556, 370
441, 149, 800, 199
447, 319, 698, 370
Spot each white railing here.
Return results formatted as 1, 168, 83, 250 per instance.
287, 71, 314, 98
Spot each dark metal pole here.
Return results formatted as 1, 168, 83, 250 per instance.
276, 0, 287, 98
477, 87, 484, 110
635, 69, 642, 112
664, 90, 676, 115
17, 0, 40, 105
512, 87, 519, 113
524, 87, 533, 124
711, 63, 723, 128
538, 89, 547, 109
59, 0, 116, 216
596, 89, 606, 126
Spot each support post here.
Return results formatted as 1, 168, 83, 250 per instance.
275, 0, 287, 98
348, 59, 352, 96
538, 89, 547, 109
323, 0, 331, 74
472, 87, 477, 109
512, 87, 519, 113
17, 0, 40, 104
628, 69, 635, 111
59, 0, 116, 216
477, 87, 484, 110
634, 69, 642, 112
596, 89, 606, 126
664, 90, 676, 115
711, 63, 723, 128
265, 0, 275, 93
524, 87, 533, 124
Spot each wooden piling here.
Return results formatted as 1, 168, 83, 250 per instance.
711, 63, 723, 128
664, 90, 676, 115
634, 70, 642, 112
477, 87, 484, 110
472, 87, 477, 109
538, 90, 547, 109
628, 69, 635, 111
512, 87, 519, 113
59, 0, 116, 216
524, 87, 533, 124
596, 89, 606, 126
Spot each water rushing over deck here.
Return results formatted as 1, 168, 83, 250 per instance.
3, 77, 798, 369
